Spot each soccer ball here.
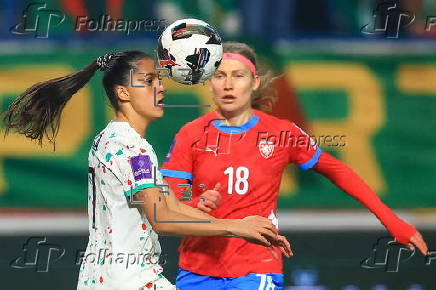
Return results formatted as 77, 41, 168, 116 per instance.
157, 18, 223, 85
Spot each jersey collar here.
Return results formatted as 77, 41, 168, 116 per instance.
212, 114, 260, 134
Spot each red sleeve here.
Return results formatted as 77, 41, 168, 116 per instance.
161, 125, 199, 208
161, 125, 193, 181
287, 122, 322, 170
312, 151, 416, 246
164, 176, 199, 208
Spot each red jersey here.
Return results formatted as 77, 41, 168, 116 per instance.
161, 109, 321, 277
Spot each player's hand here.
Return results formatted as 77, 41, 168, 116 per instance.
271, 235, 293, 258
229, 215, 278, 247
407, 230, 429, 255
197, 182, 222, 212
389, 219, 429, 255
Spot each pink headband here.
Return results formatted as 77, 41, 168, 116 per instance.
222, 53, 256, 75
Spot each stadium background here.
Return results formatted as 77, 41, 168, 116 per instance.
1, 0, 435, 289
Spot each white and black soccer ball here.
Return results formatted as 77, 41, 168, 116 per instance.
157, 18, 223, 85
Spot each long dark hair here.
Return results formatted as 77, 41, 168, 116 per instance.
223, 42, 277, 112
2, 50, 151, 147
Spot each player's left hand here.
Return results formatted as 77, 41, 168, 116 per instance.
270, 235, 293, 258
197, 182, 222, 212
407, 230, 429, 255
246, 234, 293, 258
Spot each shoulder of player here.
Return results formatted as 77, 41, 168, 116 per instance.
93, 122, 152, 158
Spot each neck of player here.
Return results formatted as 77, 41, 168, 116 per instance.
114, 111, 149, 138
217, 106, 252, 127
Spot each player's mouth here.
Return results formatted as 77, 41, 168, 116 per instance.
156, 96, 165, 106
221, 94, 236, 103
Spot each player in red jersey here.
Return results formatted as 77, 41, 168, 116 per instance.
161, 42, 429, 290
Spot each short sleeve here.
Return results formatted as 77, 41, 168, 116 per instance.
106, 138, 163, 197
287, 122, 322, 170
160, 126, 193, 181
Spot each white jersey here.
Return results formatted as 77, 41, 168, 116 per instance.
77, 121, 175, 290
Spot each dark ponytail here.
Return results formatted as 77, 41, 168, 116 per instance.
3, 50, 151, 147
3, 61, 98, 146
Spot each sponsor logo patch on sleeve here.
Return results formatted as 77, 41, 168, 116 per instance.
130, 155, 152, 181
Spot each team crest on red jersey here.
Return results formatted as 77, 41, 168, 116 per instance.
258, 140, 274, 159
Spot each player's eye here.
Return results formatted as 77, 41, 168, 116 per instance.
144, 78, 153, 85
213, 74, 225, 80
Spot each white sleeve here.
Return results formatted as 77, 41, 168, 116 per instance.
107, 138, 164, 197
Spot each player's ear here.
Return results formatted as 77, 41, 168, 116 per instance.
252, 74, 260, 91
115, 85, 130, 102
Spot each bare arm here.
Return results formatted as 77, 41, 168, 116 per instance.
164, 176, 222, 213
161, 180, 215, 220
133, 187, 277, 245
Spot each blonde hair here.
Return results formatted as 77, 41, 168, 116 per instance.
222, 42, 277, 112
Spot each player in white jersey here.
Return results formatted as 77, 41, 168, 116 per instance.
77, 119, 172, 289
3, 51, 291, 290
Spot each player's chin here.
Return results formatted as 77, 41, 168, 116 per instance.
154, 108, 164, 118
216, 101, 242, 112
145, 108, 164, 120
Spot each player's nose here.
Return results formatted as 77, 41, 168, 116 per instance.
156, 80, 165, 94
224, 76, 233, 90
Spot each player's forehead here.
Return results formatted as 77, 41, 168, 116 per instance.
134, 58, 156, 75
216, 59, 250, 74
